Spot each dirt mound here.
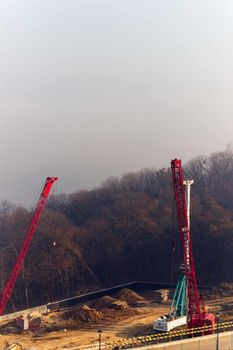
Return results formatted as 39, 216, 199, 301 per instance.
91, 296, 116, 308
62, 304, 102, 323
115, 288, 144, 306
91, 296, 128, 310
111, 300, 128, 309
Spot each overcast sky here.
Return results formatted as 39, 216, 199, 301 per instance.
0, 0, 233, 206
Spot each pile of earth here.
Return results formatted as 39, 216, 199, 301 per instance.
115, 288, 144, 306
60, 295, 140, 325
0, 289, 147, 333
91, 296, 128, 310
62, 305, 102, 323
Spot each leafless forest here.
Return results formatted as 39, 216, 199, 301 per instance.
1, 149, 233, 313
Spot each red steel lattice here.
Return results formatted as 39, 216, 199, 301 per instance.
0, 177, 58, 315
171, 159, 205, 328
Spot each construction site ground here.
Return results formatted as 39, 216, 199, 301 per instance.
0, 285, 233, 350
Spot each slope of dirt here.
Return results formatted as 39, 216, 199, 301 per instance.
90, 295, 128, 310
62, 304, 102, 323
115, 288, 144, 306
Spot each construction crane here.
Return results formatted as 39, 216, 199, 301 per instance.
153, 271, 187, 332
0, 177, 58, 315
171, 159, 215, 329
153, 178, 193, 332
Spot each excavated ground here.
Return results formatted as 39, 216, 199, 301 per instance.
0, 286, 233, 350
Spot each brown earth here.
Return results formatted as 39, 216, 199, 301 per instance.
0, 287, 232, 350
115, 288, 144, 306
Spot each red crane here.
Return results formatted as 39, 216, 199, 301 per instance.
0, 177, 58, 315
171, 159, 214, 329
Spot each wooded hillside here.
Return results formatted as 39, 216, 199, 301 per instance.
1, 148, 233, 312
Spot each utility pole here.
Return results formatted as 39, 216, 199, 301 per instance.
171, 239, 175, 284
216, 312, 219, 350
97, 329, 102, 350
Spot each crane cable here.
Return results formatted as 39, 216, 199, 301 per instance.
170, 194, 176, 283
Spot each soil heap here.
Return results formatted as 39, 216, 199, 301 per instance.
115, 288, 144, 306
62, 305, 102, 323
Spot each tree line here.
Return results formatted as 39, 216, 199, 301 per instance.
1, 147, 233, 312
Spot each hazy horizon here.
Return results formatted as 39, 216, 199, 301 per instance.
1, 0, 233, 206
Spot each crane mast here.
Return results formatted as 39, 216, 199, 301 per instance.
183, 180, 194, 231
0, 177, 58, 315
171, 159, 205, 328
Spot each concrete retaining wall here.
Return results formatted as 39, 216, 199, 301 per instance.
0, 304, 48, 322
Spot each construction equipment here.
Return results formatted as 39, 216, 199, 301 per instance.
171, 159, 215, 329
153, 272, 187, 331
154, 176, 194, 332
0, 177, 58, 315
170, 274, 186, 319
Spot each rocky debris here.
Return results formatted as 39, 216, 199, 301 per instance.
115, 288, 144, 306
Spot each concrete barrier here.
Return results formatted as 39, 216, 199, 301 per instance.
0, 304, 48, 322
